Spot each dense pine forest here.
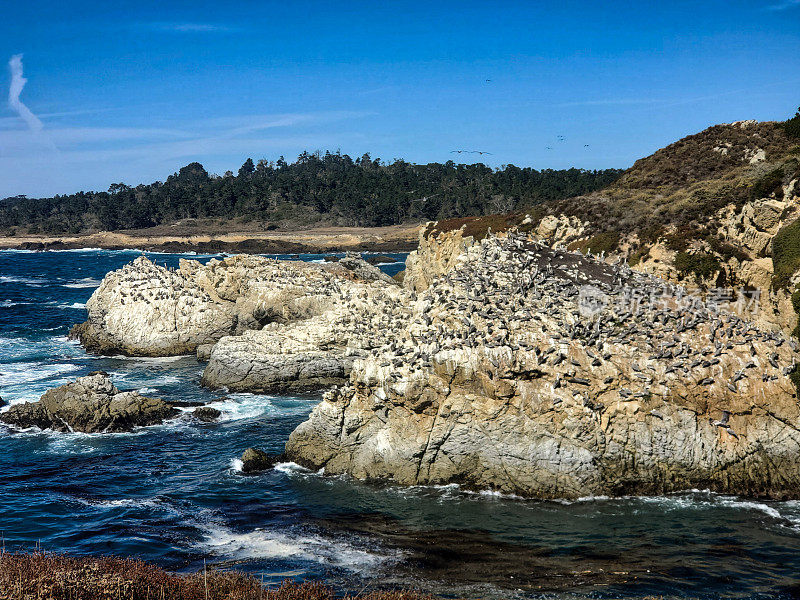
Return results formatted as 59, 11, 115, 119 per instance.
0, 151, 623, 233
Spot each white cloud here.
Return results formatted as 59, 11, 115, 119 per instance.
767, 0, 800, 10
143, 22, 239, 33
7, 54, 43, 132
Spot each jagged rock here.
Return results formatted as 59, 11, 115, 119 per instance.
72, 254, 396, 357
535, 214, 587, 247
365, 255, 396, 265
630, 188, 800, 335
196, 343, 215, 361
239, 447, 282, 473
202, 281, 408, 392
0, 373, 178, 433
403, 226, 472, 292
285, 230, 800, 499
193, 407, 221, 422
70, 256, 236, 356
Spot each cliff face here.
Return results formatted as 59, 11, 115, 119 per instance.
628, 187, 800, 335
71, 256, 236, 356
286, 230, 800, 499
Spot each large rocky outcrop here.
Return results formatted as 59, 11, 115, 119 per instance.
0, 372, 178, 433
71, 256, 236, 356
285, 230, 800, 499
403, 227, 472, 292
72, 253, 395, 357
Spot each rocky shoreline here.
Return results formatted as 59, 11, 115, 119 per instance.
0, 372, 180, 433
52, 225, 800, 498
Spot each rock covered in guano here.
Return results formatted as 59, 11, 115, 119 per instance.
71, 253, 396, 358
285, 229, 800, 499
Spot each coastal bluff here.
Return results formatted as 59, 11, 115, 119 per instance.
285, 229, 800, 499
74, 229, 800, 498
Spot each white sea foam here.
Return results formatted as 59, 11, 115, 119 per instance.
197, 523, 394, 571
57, 302, 86, 310
273, 462, 312, 475
0, 275, 46, 285
0, 362, 81, 388
215, 393, 276, 421
71, 496, 178, 513
62, 277, 101, 289
717, 498, 783, 519
230, 458, 244, 473
108, 355, 187, 364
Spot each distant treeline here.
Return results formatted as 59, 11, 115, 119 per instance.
0, 151, 624, 233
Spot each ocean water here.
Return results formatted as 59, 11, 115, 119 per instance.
2, 249, 800, 599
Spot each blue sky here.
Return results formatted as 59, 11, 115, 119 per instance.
1, 0, 799, 198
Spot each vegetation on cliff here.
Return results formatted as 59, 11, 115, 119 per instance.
551, 119, 800, 243
773, 217, 800, 289
0, 153, 622, 234
786, 106, 800, 139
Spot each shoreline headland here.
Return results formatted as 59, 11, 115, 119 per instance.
0, 223, 423, 254
58, 223, 800, 500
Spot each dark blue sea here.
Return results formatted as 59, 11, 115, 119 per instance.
2, 249, 800, 599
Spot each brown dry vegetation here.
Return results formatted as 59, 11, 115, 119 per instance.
429, 121, 800, 263
422, 211, 540, 241
0, 553, 440, 600
554, 121, 800, 239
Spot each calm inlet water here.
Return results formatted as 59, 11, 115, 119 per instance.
2, 249, 800, 599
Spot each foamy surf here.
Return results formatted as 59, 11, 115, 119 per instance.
215, 393, 277, 421
0, 362, 82, 388
62, 278, 101, 289
196, 523, 396, 571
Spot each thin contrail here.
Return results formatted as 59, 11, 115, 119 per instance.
8, 54, 44, 132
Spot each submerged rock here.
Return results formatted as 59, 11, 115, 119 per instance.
365, 255, 396, 265
0, 372, 178, 433
285, 229, 800, 499
239, 447, 283, 473
193, 407, 221, 422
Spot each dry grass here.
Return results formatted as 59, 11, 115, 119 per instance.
423, 210, 541, 241
0, 552, 440, 600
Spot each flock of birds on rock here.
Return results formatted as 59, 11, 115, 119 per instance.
105, 244, 798, 445
355, 231, 797, 442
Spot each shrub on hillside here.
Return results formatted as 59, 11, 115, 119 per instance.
786, 107, 800, 139
773, 218, 800, 289
751, 168, 785, 200
585, 231, 620, 255
674, 251, 722, 280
